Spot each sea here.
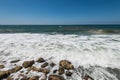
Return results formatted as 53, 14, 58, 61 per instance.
0, 25, 120, 80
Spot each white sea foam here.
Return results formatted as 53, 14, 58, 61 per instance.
0, 33, 120, 80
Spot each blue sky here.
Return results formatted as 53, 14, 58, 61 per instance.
0, 0, 120, 25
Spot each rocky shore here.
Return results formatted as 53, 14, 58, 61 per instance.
0, 58, 94, 80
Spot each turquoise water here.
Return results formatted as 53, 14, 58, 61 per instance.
0, 25, 120, 34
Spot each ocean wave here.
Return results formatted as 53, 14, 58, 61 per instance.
0, 33, 120, 80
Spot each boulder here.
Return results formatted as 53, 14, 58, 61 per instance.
22, 60, 34, 68
53, 69, 57, 74
50, 62, 56, 67
41, 68, 50, 74
9, 66, 22, 73
59, 60, 74, 70
29, 76, 39, 80
0, 71, 10, 79
7, 76, 14, 80
0, 65, 4, 69
41, 62, 48, 68
10, 59, 20, 63
65, 71, 73, 76
36, 58, 45, 63
58, 67, 64, 75
83, 74, 94, 80
27, 66, 42, 72
48, 75, 65, 80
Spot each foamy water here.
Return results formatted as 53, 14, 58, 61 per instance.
0, 33, 120, 80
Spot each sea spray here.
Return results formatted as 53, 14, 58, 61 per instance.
0, 33, 120, 80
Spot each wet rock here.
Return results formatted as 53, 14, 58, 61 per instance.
65, 71, 73, 76
53, 69, 57, 74
48, 75, 65, 80
83, 74, 94, 80
7, 76, 14, 80
20, 71, 24, 73
0, 71, 10, 79
9, 66, 22, 73
10, 59, 20, 63
58, 67, 64, 75
41, 68, 50, 74
18, 74, 29, 80
27, 66, 42, 72
36, 58, 45, 63
59, 60, 74, 70
0, 65, 4, 69
29, 76, 39, 80
50, 62, 56, 67
41, 62, 48, 68
22, 60, 34, 68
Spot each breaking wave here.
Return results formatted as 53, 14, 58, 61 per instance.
0, 33, 120, 80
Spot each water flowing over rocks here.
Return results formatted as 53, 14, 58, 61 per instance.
0, 57, 94, 80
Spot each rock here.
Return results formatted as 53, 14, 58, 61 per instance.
59, 60, 74, 70
50, 62, 56, 67
65, 71, 73, 76
48, 75, 65, 80
18, 74, 29, 80
9, 66, 22, 73
58, 67, 64, 75
22, 60, 34, 68
36, 58, 45, 63
41, 62, 48, 68
41, 68, 50, 74
0, 71, 10, 79
0, 65, 4, 69
27, 66, 42, 72
83, 74, 94, 80
7, 76, 14, 80
20, 71, 24, 73
29, 76, 39, 80
10, 59, 20, 63
53, 69, 57, 74
40, 75, 47, 80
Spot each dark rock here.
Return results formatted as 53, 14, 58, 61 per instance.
65, 71, 73, 76
0, 65, 4, 69
50, 62, 56, 67
7, 76, 14, 80
10, 59, 20, 63
27, 66, 42, 72
59, 60, 74, 70
41, 62, 48, 68
18, 74, 29, 80
83, 74, 94, 80
36, 58, 45, 63
41, 68, 50, 74
48, 75, 65, 80
0, 71, 10, 79
58, 67, 64, 75
53, 69, 57, 74
22, 60, 34, 68
29, 76, 39, 80
20, 71, 24, 73
9, 66, 22, 73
